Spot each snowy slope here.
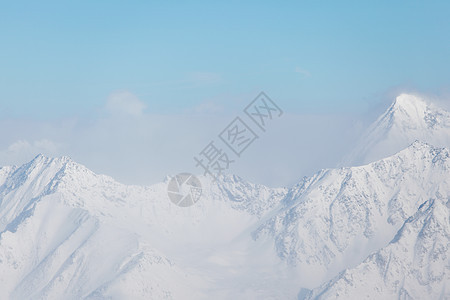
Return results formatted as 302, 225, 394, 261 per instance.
0, 155, 196, 299
344, 93, 450, 165
1, 94, 450, 299
253, 141, 450, 288
304, 197, 450, 299
0, 154, 289, 299
2, 143, 447, 299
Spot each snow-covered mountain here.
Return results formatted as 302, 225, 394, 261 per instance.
344, 93, 450, 166
0, 154, 290, 299
253, 141, 450, 289
304, 197, 449, 299
1, 142, 448, 299
1, 94, 449, 299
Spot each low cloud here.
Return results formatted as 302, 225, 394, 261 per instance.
105, 91, 146, 117
0, 90, 371, 187
0, 139, 62, 166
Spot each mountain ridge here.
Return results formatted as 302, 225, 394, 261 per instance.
0, 94, 449, 299
304, 196, 450, 299
252, 141, 450, 290
0, 143, 448, 298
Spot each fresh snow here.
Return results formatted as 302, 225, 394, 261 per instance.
0, 94, 449, 299
304, 197, 449, 299
254, 141, 450, 290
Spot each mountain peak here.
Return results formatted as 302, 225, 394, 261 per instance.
29, 153, 73, 166
391, 93, 427, 111
386, 93, 450, 131
388, 93, 429, 126
343, 94, 450, 166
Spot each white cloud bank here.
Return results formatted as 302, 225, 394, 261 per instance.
0, 139, 62, 166
0, 91, 366, 187
105, 90, 147, 117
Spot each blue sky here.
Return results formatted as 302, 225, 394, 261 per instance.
1, 1, 450, 118
1, 1, 450, 186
